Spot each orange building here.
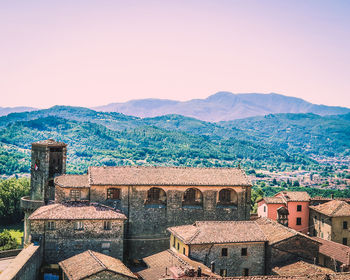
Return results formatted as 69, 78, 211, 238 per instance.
257, 191, 310, 234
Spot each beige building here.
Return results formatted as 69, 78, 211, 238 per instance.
309, 200, 350, 246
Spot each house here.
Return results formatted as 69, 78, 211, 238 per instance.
257, 191, 310, 233
167, 221, 268, 277
138, 248, 218, 280
309, 200, 350, 246
312, 237, 350, 272
28, 202, 126, 263
255, 217, 320, 273
58, 250, 137, 280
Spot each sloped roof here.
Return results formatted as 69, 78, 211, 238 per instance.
310, 200, 350, 217
272, 260, 334, 276
275, 191, 311, 202
28, 202, 126, 220
139, 248, 218, 280
55, 174, 89, 188
312, 236, 350, 265
261, 197, 285, 204
255, 217, 316, 245
59, 250, 137, 280
88, 166, 251, 186
168, 221, 267, 245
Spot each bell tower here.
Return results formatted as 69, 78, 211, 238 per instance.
21, 139, 67, 244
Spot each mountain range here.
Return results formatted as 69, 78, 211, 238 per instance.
93, 92, 350, 122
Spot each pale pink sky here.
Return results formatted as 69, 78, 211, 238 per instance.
1, 0, 349, 108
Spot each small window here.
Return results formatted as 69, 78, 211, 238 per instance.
313, 229, 316, 236
74, 221, 84, 230
183, 247, 186, 255
107, 188, 120, 200
47, 221, 55, 230
241, 248, 247, 256
343, 238, 348, 245
296, 217, 302, 225
101, 242, 111, 249
243, 268, 249, 276
297, 205, 302, 212
103, 221, 111, 230
173, 237, 176, 247
221, 248, 228, 257
322, 218, 324, 224
70, 190, 81, 201
177, 242, 179, 250
220, 269, 227, 277
264, 206, 266, 212
321, 232, 324, 238
343, 221, 348, 230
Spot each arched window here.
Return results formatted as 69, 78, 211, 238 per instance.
183, 188, 203, 207
218, 189, 237, 205
107, 188, 120, 200
146, 187, 166, 205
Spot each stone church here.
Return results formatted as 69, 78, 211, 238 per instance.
21, 139, 252, 263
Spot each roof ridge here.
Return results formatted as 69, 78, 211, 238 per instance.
331, 200, 348, 216
88, 250, 107, 271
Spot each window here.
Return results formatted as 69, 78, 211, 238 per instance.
343, 221, 348, 230
70, 190, 81, 201
243, 268, 249, 276
322, 218, 324, 225
107, 188, 120, 200
264, 206, 266, 212
321, 232, 324, 238
313, 229, 316, 236
296, 217, 302, 225
183, 248, 186, 255
241, 248, 247, 256
74, 221, 84, 230
183, 188, 203, 206
220, 269, 227, 277
47, 221, 55, 230
173, 237, 176, 248
103, 221, 111, 230
221, 248, 228, 257
297, 205, 302, 212
218, 188, 237, 205
101, 242, 111, 249
146, 187, 166, 205
177, 242, 180, 250
343, 238, 348, 245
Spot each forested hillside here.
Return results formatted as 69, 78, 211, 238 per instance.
0, 106, 349, 176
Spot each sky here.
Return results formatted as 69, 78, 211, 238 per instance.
0, 0, 349, 108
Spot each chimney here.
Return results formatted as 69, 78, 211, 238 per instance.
210, 261, 215, 273
197, 266, 202, 277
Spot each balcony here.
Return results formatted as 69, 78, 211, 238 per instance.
20, 196, 45, 211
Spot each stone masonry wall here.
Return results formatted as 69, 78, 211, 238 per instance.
90, 184, 250, 259
55, 185, 90, 203
30, 219, 124, 263
189, 242, 266, 277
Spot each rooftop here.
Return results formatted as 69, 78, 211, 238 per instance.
32, 139, 67, 147
168, 221, 267, 245
138, 248, 218, 280
28, 202, 126, 220
272, 260, 334, 276
260, 197, 284, 204
55, 174, 89, 188
312, 236, 350, 265
275, 191, 311, 202
58, 250, 137, 280
88, 166, 251, 186
310, 200, 350, 217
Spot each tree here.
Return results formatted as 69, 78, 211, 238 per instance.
0, 230, 17, 251
293, 180, 300, 187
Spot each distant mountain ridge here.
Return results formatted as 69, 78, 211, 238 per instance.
0, 106, 37, 117
93, 92, 350, 122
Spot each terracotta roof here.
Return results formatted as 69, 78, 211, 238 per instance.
32, 139, 67, 147
272, 260, 334, 276
55, 175, 89, 188
59, 250, 137, 280
88, 166, 251, 186
261, 197, 285, 204
168, 221, 267, 245
310, 200, 350, 217
276, 191, 311, 202
312, 237, 350, 265
163, 273, 350, 280
138, 248, 218, 280
28, 202, 126, 220
255, 217, 316, 245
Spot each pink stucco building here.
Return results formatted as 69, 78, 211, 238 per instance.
257, 191, 310, 234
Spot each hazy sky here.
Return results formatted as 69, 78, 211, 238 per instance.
1, 0, 349, 108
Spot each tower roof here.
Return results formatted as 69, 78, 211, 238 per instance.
32, 139, 67, 147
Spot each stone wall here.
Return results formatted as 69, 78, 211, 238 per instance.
30, 219, 124, 263
309, 209, 333, 240
188, 242, 266, 277
267, 235, 319, 273
89, 184, 251, 260
55, 185, 90, 203
0, 244, 43, 280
